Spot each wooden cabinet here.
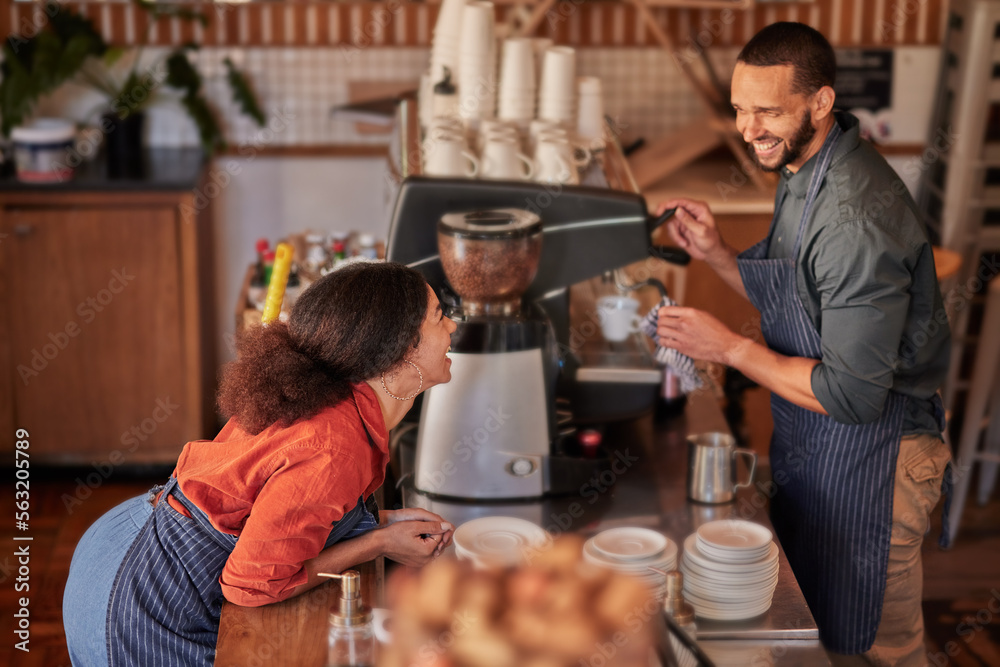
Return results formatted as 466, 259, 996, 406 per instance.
0, 186, 216, 464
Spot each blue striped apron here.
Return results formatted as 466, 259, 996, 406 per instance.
736, 123, 906, 655
104, 475, 379, 665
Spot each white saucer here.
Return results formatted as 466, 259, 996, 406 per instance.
683, 534, 777, 573
690, 596, 773, 621
591, 527, 668, 561
453, 516, 549, 566
583, 536, 678, 573
697, 520, 772, 551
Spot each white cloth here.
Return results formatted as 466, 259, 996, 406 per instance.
640, 295, 703, 393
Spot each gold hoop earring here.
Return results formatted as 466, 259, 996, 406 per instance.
380, 359, 423, 401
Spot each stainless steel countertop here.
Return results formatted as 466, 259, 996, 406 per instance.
393, 389, 829, 664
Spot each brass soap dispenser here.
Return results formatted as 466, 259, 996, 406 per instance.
320, 570, 375, 667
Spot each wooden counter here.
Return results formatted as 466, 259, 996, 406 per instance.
215, 559, 382, 667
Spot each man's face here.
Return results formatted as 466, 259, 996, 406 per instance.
731, 63, 818, 173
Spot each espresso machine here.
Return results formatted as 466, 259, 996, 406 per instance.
386, 177, 684, 500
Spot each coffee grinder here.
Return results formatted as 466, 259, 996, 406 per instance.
386, 177, 686, 500
415, 209, 557, 498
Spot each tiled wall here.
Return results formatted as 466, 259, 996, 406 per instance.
39, 45, 717, 148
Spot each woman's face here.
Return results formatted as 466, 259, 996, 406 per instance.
409, 285, 458, 389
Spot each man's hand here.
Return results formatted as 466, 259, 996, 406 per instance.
655, 198, 748, 300
657, 199, 730, 266
657, 305, 744, 365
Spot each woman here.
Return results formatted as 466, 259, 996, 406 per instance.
63, 261, 457, 666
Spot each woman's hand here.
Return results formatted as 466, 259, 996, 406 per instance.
380, 509, 454, 552
376, 519, 454, 566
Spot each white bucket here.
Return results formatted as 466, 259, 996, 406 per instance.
11, 118, 76, 183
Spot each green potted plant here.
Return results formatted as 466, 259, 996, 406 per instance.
0, 0, 265, 172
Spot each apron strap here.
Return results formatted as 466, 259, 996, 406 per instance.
162, 477, 239, 552
791, 121, 843, 260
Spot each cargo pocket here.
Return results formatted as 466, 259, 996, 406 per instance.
901, 435, 951, 518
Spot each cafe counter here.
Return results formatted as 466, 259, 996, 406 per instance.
216, 388, 828, 666
395, 387, 828, 666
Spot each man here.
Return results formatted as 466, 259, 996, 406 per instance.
656, 23, 951, 665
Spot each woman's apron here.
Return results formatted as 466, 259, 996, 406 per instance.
105, 467, 379, 665
735, 123, 906, 655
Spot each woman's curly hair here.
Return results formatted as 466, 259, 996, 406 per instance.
218, 261, 429, 434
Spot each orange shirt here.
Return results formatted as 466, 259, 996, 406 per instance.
172, 383, 389, 607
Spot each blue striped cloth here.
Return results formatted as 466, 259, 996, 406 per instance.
639, 295, 703, 393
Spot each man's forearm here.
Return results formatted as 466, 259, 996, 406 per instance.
707, 246, 749, 301
727, 337, 827, 414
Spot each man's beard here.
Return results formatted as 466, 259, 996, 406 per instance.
751, 110, 816, 173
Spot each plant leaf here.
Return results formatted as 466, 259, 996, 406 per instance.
164, 51, 223, 154
224, 58, 265, 127
164, 51, 202, 96
48, 2, 107, 55
180, 93, 225, 155
103, 46, 127, 69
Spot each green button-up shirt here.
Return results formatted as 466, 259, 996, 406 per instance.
766, 111, 949, 435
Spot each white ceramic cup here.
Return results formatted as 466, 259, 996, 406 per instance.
428, 116, 465, 133
424, 135, 480, 177
528, 119, 563, 151
534, 139, 577, 184
536, 129, 591, 168
481, 136, 534, 180
597, 296, 642, 342
477, 119, 520, 150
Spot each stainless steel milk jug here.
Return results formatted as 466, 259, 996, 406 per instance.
686, 432, 757, 504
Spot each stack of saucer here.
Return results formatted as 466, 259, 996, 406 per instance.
680, 520, 779, 621
453, 516, 550, 568
583, 527, 678, 600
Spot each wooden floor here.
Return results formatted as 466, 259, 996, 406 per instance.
1, 461, 996, 667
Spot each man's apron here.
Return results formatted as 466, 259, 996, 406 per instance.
736, 123, 905, 654
105, 463, 379, 665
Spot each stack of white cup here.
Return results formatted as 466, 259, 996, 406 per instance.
429, 0, 465, 85
457, 1, 498, 123
538, 46, 577, 125
576, 76, 605, 149
497, 38, 537, 124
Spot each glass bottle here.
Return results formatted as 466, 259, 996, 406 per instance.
323, 570, 375, 667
